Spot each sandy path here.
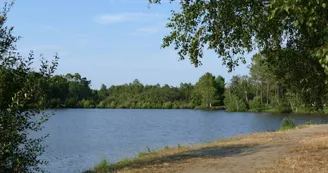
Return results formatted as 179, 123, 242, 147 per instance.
117, 124, 328, 173
179, 125, 328, 173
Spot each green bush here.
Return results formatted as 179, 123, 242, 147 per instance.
224, 92, 247, 112
109, 101, 117, 108
94, 159, 109, 173
79, 99, 96, 108
48, 98, 61, 108
249, 96, 264, 112
178, 144, 183, 148
304, 120, 313, 125
163, 102, 173, 109
285, 92, 309, 113
97, 101, 106, 108
179, 103, 192, 109
277, 100, 292, 113
172, 103, 180, 109
280, 117, 295, 131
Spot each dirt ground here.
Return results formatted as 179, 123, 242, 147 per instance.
114, 124, 328, 173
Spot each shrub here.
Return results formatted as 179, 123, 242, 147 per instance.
79, 99, 96, 108
163, 102, 173, 109
94, 159, 109, 173
224, 92, 247, 112
0, 3, 59, 172
304, 120, 313, 125
97, 101, 106, 108
172, 103, 180, 109
178, 144, 183, 148
249, 96, 264, 112
109, 101, 117, 108
277, 100, 292, 113
280, 117, 295, 131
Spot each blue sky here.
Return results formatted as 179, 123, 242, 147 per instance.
7, 0, 254, 89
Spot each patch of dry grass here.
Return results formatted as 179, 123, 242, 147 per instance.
89, 125, 324, 173
259, 130, 328, 173
258, 154, 328, 173
89, 131, 283, 173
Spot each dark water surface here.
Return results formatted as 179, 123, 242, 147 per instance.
38, 109, 328, 173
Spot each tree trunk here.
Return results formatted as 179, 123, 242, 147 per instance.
235, 97, 239, 111
266, 83, 270, 104
260, 81, 263, 104
245, 90, 249, 108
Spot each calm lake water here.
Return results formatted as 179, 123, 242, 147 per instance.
38, 109, 328, 173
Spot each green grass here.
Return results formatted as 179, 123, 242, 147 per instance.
178, 143, 183, 148
92, 158, 132, 173
88, 146, 164, 173
93, 159, 109, 173
324, 107, 328, 113
262, 107, 328, 115
296, 120, 315, 129
304, 120, 313, 125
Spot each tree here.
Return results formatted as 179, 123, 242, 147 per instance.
149, 0, 269, 70
47, 75, 69, 108
227, 75, 256, 109
249, 51, 327, 111
195, 72, 217, 108
249, 53, 275, 104
224, 88, 247, 112
214, 75, 225, 106
266, 49, 327, 110
149, 0, 328, 78
98, 84, 108, 101
179, 83, 194, 103
0, 2, 59, 172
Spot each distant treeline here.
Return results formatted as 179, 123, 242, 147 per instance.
39, 52, 328, 113
41, 72, 225, 109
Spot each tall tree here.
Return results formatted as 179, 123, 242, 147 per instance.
215, 75, 225, 106
0, 2, 59, 172
195, 72, 217, 108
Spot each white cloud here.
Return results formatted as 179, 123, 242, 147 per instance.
93, 12, 162, 25
132, 22, 167, 35
136, 26, 161, 35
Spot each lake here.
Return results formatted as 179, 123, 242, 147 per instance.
38, 109, 328, 173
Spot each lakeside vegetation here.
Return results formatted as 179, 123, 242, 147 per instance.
40, 72, 225, 110
38, 50, 328, 114
30, 49, 328, 113
223, 52, 328, 114
1, 0, 328, 172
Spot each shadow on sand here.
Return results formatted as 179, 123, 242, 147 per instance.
84, 144, 270, 172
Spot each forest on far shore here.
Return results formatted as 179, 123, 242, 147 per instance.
36, 51, 328, 114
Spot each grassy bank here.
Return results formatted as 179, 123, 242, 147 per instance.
245, 106, 328, 115
85, 120, 325, 173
